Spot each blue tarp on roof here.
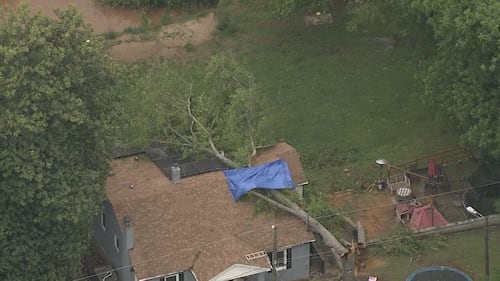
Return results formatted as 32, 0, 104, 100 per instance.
223, 159, 295, 201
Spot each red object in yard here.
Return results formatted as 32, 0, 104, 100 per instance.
427, 156, 438, 177
396, 202, 416, 216
409, 204, 448, 230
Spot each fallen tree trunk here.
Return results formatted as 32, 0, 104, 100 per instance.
183, 100, 350, 273
210, 147, 349, 270
269, 191, 349, 255
175, 68, 352, 277
251, 191, 348, 269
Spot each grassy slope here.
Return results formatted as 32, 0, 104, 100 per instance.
215, 0, 458, 191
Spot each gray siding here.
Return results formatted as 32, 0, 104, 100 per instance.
184, 270, 197, 281
92, 200, 135, 281
246, 273, 266, 281
263, 243, 311, 281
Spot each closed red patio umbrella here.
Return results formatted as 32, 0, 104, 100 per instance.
427, 156, 438, 177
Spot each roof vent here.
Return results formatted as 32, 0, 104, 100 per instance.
171, 164, 181, 183
245, 251, 267, 260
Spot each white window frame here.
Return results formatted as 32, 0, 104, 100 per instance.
275, 249, 287, 271
101, 211, 106, 231
160, 274, 180, 281
268, 249, 289, 271
114, 234, 119, 253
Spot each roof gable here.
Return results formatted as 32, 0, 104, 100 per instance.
250, 142, 308, 185
208, 264, 269, 281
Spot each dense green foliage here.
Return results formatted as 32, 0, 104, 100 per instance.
122, 54, 265, 164
97, 0, 218, 8
0, 5, 120, 280
377, 230, 447, 256
348, 0, 500, 159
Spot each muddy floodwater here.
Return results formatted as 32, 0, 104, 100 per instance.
0, 0, 165, 33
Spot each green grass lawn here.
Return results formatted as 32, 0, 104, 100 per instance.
212, 0, 459, 192
369, 228, 500, 281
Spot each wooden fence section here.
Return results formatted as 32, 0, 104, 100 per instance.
394, 146, 475, 172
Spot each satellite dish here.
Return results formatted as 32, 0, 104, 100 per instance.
375, 159, 387, 165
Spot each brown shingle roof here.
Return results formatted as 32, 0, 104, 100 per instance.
106, 156, 314, 281
251, 142, 308, 185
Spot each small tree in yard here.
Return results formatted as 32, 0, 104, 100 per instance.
0, 5, 121, 280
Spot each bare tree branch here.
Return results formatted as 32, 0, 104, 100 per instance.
186, 90, 210, 135
189, 119, 196, 140
169, 126, 193, 146
250, 136, 257, 157
248, 136, 257, 166
156, 140, 193, 147
204, 138, 240, 167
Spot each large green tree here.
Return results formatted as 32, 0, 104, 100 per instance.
348, 0, 500, 159
124, 53, 265, 164
0, 5, 120, 280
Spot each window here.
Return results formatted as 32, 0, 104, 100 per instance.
160, 272, 184, 281
163, 276, 177, 281
114, 234, 119, 252
101, 211, 106, 231
267, 248, 292, 271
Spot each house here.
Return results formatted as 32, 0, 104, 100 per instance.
251, 142, 308, 199
92, 155, 317, 281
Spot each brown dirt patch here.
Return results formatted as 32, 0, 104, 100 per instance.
1, 0, 166, 34
1, 1, 217, 63
330, 189, 399, 240
304, 13, 333, 26
109, 12, 216, 62
364, 257, 386, 269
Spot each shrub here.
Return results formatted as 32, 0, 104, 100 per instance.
378, 229, 447, 256
160, 15, 172, 26
216, 15, 237, 35
103, 31, 119, 40
184, 42, 195, 52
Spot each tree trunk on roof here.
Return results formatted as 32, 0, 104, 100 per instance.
177, 57, 352, 277
209, 146, 350, 271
